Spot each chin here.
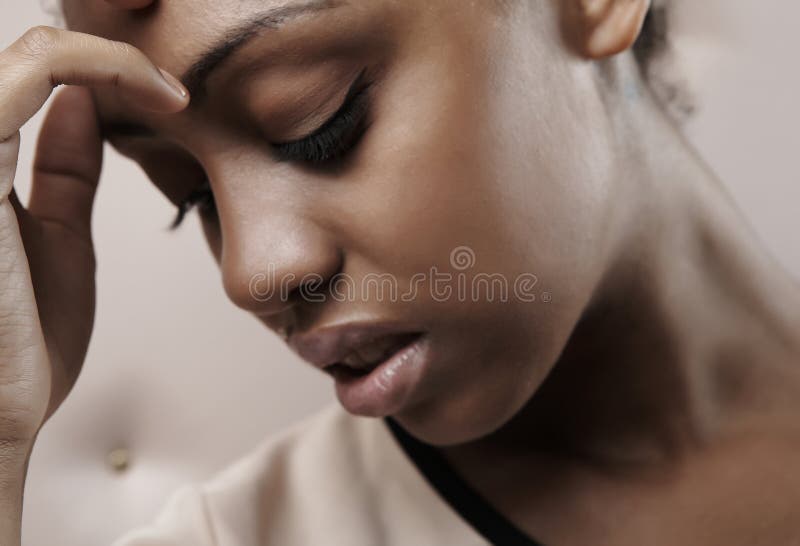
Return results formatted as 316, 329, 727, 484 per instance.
390, 364, 546, 447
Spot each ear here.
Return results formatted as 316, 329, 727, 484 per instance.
563, 0, 651, 59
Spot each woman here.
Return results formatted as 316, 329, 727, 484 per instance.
2, 0, 799, 544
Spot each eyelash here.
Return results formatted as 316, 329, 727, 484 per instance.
171, 179, 215, 230
272, 75, 372, 164
171, 72, 373, 229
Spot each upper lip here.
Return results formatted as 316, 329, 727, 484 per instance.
288, 321, 423, 371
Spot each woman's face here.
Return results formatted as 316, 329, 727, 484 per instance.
65, 0, 618, 445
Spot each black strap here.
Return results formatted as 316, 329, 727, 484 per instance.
384, 417, 546, 546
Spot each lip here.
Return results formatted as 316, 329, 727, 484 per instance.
288, 321, 421, 370
288, 322, 430, 416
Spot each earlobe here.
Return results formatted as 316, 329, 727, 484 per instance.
565, 0, 651, 59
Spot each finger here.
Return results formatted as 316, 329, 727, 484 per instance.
0, 134, 48, 428
0, 133, 20, 199
0, 26, 189, 141
28, 87, 102, 240
0, 134, 30, 226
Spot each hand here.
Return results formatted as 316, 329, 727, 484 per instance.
0, 24, 187, 513
0, 25, 188, 542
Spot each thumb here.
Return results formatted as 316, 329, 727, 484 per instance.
28, 86, 103, 241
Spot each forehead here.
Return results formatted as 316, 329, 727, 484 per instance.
64, 0, 341, 76
62, 0, 502, 132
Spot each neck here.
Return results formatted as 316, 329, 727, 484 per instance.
444, 66, 800, 472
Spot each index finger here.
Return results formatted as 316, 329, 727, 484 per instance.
0, 26, 189, 141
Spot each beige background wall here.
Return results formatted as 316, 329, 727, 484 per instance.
2, 1, 798, 545
675, 0, 800, 275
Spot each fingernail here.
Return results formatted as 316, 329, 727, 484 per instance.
158, 68, 189, 100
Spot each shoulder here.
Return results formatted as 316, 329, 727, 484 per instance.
113, 404, 485, 546
112, 404, 391, 545
198, 403, 396, 543
198, 402, 377, 506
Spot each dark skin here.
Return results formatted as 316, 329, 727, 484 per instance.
1, 0, 799, 544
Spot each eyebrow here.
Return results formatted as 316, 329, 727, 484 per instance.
102, 0, 342, 141
181, 0, 341, 102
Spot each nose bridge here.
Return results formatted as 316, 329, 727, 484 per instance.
219, 205, 342, 315
199, 144, 343, 315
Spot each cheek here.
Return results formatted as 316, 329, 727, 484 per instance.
340, 47, 609, 310
358, 43, 616, 442
330, 37, 510, 279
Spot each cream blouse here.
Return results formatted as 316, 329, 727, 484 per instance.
111, 403, 540, 546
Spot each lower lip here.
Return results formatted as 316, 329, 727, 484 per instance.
330, 335, 430, 417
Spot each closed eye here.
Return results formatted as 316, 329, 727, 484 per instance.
172, 69, 373, 229
271, 68, 372, 165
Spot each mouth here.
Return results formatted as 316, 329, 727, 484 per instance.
289, 324, 431, 417
323, 332, 422, 381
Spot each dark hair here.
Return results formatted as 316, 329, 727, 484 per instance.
634, 4, 670, 75
635, 2, 695, 119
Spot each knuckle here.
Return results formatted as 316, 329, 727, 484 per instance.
107, 39, 142, 63
109, 39, 134, 56
101, 39, 150, 75
16, 26, 59, 58
0, 408, 39, 454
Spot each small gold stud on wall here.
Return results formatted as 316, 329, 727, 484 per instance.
106, 448, 132, 473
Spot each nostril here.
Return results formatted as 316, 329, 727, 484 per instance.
293, 274, 332, 304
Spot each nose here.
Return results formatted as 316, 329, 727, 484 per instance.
219, 211, 342, 317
